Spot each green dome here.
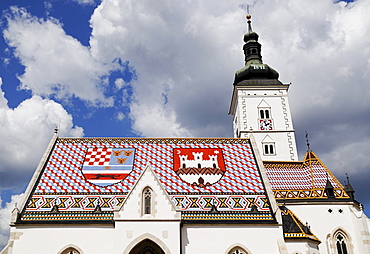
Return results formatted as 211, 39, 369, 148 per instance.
233, 15, 280, 85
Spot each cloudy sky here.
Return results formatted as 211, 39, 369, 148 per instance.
0, 0, 369, 248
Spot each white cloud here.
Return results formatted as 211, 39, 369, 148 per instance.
114, 78, 125, 90
0, 194, 24, 249
90, 0, 245, 137
3, 6, 112, 106
73, 0, 96, 5
88, 0, 370, 201
116, 111, 125, 121
0, 83, 84, 190
0, 78, 7, 108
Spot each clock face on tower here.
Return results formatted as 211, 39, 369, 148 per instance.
260, 119, 273, 130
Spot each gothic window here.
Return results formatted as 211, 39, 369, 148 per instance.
143, 187, 152, 215
329, 229, 353, 254
336, 233, 348, 254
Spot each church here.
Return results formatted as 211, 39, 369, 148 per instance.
1, 15, 370, 254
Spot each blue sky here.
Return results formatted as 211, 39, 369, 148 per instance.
1, 0, 370, 248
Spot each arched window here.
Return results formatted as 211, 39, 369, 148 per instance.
327, 229, 353, 254
143, 188, 152, 215
336, 232, 348, 254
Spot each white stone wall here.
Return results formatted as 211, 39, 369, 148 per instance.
286, 204, 370, 254
9, 225, 115, 254
285, 240, 320, 254
182, 224, 286, 253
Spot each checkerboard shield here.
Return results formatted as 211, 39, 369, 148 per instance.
82, 148, 135, 186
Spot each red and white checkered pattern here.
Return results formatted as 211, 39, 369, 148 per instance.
83, 148, 112, 166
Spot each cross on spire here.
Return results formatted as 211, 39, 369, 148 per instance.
305, 131, 311, 152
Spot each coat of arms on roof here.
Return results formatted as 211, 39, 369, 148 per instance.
82, 148, 135, 187
173, 148, 226, 187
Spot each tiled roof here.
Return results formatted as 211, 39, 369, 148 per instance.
20, 137, 275, 223
280, 206, 320, 242
264, 151, 349, 200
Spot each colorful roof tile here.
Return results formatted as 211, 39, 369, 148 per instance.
264, 151, 349, 200
280, 206, 320, 243
20, 137, 276, 223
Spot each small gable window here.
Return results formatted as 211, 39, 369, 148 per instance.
263, 143, 275, 155
260, 109, 270, 119
262, 135, 276, 156
257, 100, 272, 120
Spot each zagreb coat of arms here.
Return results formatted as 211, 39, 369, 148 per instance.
173, 148, 226, 187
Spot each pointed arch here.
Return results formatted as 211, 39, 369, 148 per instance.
58, 244, 83, 254
326, 227, 353, 254
129, 239, 164, 254
123, 233, 171, 254
225, 243, 251, 254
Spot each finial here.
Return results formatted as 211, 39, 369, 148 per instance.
54, 127, 59, 134
305, 131, 311, 152
246, 13, 252, 33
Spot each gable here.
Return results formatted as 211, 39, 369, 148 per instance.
117, 164, 180, 220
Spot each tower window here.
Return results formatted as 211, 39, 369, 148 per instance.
263, 143, 275, 155
260, 109, 270, 119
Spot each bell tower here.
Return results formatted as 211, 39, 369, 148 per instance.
229, 15, 298, 161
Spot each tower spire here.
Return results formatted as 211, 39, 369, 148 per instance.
247, 14, 253, 33
229, 14, 298, 161
233, 15, 280, 85
243, 14, 262, 65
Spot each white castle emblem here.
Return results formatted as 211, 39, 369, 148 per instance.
179, 151, 219, 169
